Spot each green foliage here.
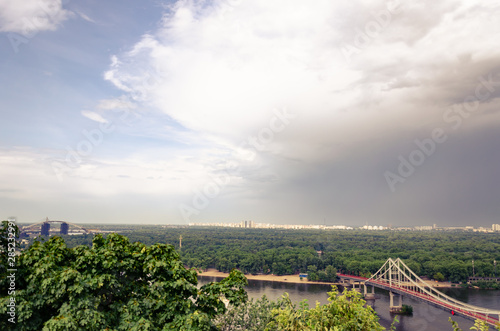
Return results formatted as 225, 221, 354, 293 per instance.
307, 265, 337, 282
0, 233, 247, 330
266, 286, 385, 331
449, 317, 462, 331
21, 226, 500, 284
215, 295, 278, 331
389, 317, 399, 331
433, 272, 445, 282
325, 265, 337, 281
469, 319, 489, 331
92, 226, 500, 283
307, 265, 318, 281
400, 304, 413, 315
449, 317, 500, 331
470, 280, 500, 289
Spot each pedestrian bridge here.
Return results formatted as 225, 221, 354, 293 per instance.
338, 258, 500, 327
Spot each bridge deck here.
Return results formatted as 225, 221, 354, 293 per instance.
338, 274, 500, 327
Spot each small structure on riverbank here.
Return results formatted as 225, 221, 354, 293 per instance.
467, 277, 500, 283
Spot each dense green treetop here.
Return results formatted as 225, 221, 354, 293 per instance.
0, 232, 247, 330
107, 226, 498, 282
267, 286, 387, 331
215, 286, 389, 331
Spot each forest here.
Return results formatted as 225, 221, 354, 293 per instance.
3, 222, 498, 330
25, 225, 500, 284
0, 222, 388, 330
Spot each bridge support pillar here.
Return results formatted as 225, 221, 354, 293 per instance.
389, 292, 402, 313
364, 285, 376, 300
354, 281, 362, 292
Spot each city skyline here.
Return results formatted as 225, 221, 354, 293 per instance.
1, 0, 500, 227
12, 216, 500, 233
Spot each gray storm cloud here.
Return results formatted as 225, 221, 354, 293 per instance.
101, 0, 500, 226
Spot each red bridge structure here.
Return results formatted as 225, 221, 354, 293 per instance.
338, 258, 500, 328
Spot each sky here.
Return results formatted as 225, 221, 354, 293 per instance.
1, 0, 500, 227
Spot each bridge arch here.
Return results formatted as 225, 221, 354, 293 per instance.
21, 218, 89, 236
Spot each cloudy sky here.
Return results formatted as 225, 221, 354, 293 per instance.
1, 0, 500, 227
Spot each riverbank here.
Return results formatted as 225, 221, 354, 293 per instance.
197, 269, 455, 288
198, 269, 340, 286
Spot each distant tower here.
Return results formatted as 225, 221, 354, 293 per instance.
41, 222, 50, 236
179, 235, 182, 251
60, 222, 69, 235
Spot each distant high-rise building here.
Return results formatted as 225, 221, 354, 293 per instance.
60, 222, 69, 235
240, 220, 254, 228
493, 224, 500, 231
41, 222, 50, 236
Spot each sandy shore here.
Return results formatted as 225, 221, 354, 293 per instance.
197, 269, 455, 288
197, 269, 339, 286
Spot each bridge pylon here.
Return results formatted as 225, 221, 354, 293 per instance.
339, 259, 500, 325
364, 258, 500, 326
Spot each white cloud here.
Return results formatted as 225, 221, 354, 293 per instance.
106, 1, 355, 144
0, 0, 72, 34
104, 0, 500, 170
81, 110, 108, 124
96, 97, 136, 111
0, 147, 211, 199
76, 10, 94, 23
0, 146, 228, 223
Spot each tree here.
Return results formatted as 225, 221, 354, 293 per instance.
325, 265, 337, 282
215, 295, 278, 331
307, 265, 318, 282
433, 272, 445, 282
267, 286, 386, 330
449, 317, 499, 331
0, 234, 247, 330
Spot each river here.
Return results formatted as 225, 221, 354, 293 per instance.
199, 276, 500, 330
